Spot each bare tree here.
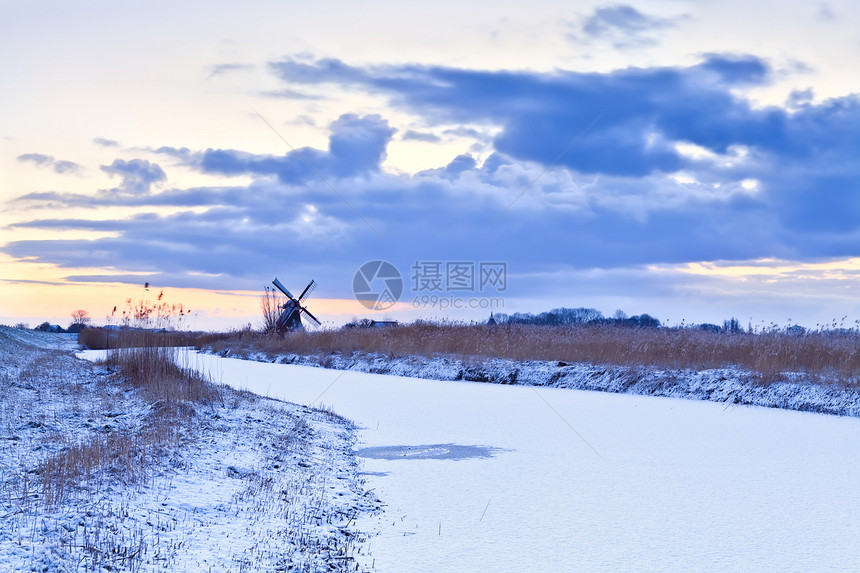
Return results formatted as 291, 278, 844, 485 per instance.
71, 309, 91, 326
260, 287, 282, 334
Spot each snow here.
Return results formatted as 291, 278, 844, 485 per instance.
1, 328, 378, 572
213, 349, 860, 417
182, 350, 860, 572
15, 328, 855, 571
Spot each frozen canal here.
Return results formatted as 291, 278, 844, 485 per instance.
186, 352, 858, 571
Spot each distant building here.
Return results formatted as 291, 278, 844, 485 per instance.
35, 322, 63, 333
369, 320, 398, 329
487, 312, 497, 326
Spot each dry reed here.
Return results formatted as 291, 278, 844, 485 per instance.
199, 323, 860, 385
104, 345, 222, 404
78, 327, 200, 350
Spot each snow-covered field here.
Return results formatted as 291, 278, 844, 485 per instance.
185, 350, 860, 572
1, 328, 378, 572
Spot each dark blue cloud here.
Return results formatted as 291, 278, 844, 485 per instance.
417, 154, 479, 180
269, 57, 367, 86
816, 2, 836, 20
480, 153, 511, 175
262, 88, 325, 100
101, 159, 166, 194
17, 153, 81, 174
207, 62, 253, 77
327, 114, 396, 176
153, 146, 193, 160
18, 153, 53, 165
698, 53, 770, 85
401, 130, 442, 143
444, 154, 478, 174
53, 160, 79, 174
12, 158, 169, 207
577, 4, 688, 49
93, 137, 120, 147
188, 114, 395, 184
583, 4, 677, 35
443, 126, 492, 141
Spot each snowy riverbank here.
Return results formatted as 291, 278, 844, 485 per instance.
0, 327, 379, 572
206, 347, 860, 417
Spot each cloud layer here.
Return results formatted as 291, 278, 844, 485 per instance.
270, 55, 860, 240
5, 54, 860, 304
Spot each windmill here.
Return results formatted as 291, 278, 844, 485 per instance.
271, 277, 322, 332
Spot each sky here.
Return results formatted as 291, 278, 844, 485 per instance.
2, 0, 860, 330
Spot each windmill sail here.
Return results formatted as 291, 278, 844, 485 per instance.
272, 277, 296, 301
301, 307, 322, 326
297, 280, 316, 302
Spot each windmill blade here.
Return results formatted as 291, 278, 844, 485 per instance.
301, 307, 322, 326
297, 280, 316, 302
272, 277, 297, 301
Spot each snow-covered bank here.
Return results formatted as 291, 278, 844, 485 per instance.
0, 327, 379, 572
205, 348, 860, 417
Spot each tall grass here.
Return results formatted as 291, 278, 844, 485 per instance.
78, 327, 200, 350
38, 432, 148, 506
39, 344, 222, 508
104, 345, 222, 404
199, 322, 860, 385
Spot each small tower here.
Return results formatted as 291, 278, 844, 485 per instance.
487, 312, 497, 326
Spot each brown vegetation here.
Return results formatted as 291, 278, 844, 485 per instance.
198, 322, 860, 385
78, 326, 201, 350
104, 345, 222, 404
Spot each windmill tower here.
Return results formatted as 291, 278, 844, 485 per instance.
272, 277, 322, 333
